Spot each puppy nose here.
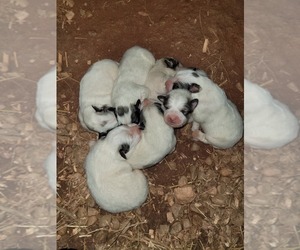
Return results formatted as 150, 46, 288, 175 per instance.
166, 116, 180, 125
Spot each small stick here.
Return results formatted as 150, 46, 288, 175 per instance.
64, 51, 69, 68
13, 52, 18, 68
202, 38, 209, 53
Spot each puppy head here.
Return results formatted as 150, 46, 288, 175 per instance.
105, 124, 142, 160
116, 99, 142, 125
165, 67, 206, 92
88, 105, 118, 134
157, 89, 198, 128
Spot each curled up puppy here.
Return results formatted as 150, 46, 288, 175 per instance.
126, 99, 177, 169
79, 59, 119, 136
159, 68, 243, 149
111, 46, 155, 125
85, 124, 148, 213
244, 79, 299, 149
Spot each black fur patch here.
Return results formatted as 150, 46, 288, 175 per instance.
172, 81, 190, 90
192, 72, 199, 77
92, 105, 115, 113
119, 143, 130, 159
154, 102, 164, 114
164, 58, 180, 69
157, 95, 170, 109
130, 99, 141, 124
139, 111, 146, 130
116, 106, 129, 116
180, 99, 198, 117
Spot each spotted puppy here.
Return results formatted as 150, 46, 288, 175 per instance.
244, 79, 299, 149
111, 46, 155, 125
144, 57, 182, 99
79, 59, 119, 136
159, 68, 243, 149
126, 99, 176, 169
85, 124, 148, 213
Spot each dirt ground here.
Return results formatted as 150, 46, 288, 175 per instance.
57, 0, 244, 249
245, 0, 300, 249
0, 0, 56, 249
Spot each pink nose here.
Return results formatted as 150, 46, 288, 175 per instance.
166, 115, 181, 126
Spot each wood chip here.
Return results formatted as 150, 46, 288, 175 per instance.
202, 38, 209, 53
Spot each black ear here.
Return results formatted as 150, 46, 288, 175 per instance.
157, 95, 167, 103
119, 143, 130, 159
164, 58, 180, 69
107, 107, 116, 113
190, 99, 199, 111
135, 99, 141, 109
154, 102, 164, 114
92, 105, 103, 112
172, 82, 181, 90
188, 83, 201, 93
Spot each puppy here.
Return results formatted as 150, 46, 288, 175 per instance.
85, 124, 148, 213
159, 68, 243, 149
244, 79, 299, 149
127, 99, 177, 169
111, 46, 155, 125
79, 59, 119, 136
35, 67, 56, 131
144, 57, 182, 99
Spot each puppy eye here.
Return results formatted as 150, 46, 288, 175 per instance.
119, 143, 130, 159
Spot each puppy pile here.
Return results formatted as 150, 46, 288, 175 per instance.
80, 46, 244, 213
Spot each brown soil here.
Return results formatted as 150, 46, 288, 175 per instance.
0, 0, 56, 249
245, 0, 300, 249
57, 0, 244, 249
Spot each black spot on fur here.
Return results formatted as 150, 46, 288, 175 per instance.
92, 105, 116, 114
157, 95, 170, 109
192, 72, 199, 77
139, 111, 146, 130
130, 99, 141, 124
116, 106, 129, 116
164, 58, 180, 69
154, 102, 164, 114
172, 81, 190, 90
119, 143, 130, 159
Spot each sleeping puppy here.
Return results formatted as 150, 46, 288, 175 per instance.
35, 67, 56, 131
126, 99, 177, 169
111, 46, 155, 125
244, 79, 299, 149
79, 59, 119, 136
85, 124, 148, 213
144, 57, 182, 99
159, 68, 243, 149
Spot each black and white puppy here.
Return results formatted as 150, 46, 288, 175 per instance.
144, 57, 182, 99
85, 124, 148, 213
126, 99, 177, 169
111, 46, 155, 125
79, 59, 119, 136
159, 68, 243, 149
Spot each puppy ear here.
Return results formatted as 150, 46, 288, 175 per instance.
92, 105, 103, 112
190, 99, 199, 111
135, 99, 142, 109
119, 143, 130, 159
188, 83, 201, 93
107, 106, 116, 113
154, 102, 164, 114
157, 95, 167, 103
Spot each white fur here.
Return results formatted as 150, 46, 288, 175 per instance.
244, 79, 299, 149
44, 141, 56, 191
85, 124, 148, 213
144, 58, 178, 99
35, 67, 56, 131
79, 59, 119, 134
111, 46, 155, 124
127, 101, 176, 169
165, 69, 243, 149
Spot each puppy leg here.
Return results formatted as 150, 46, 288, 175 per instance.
191, 121, 200, 131
192, 130, 209, 144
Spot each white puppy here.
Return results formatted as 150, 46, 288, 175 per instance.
35, 67, 56, 131
79, 59, 119, 136
144, 57, 181, 99
127, 100, 176, 169
159, 68, 243, 149
85, 124, 148, 213
111, 46, 155, 125
244, 79, 299, 149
